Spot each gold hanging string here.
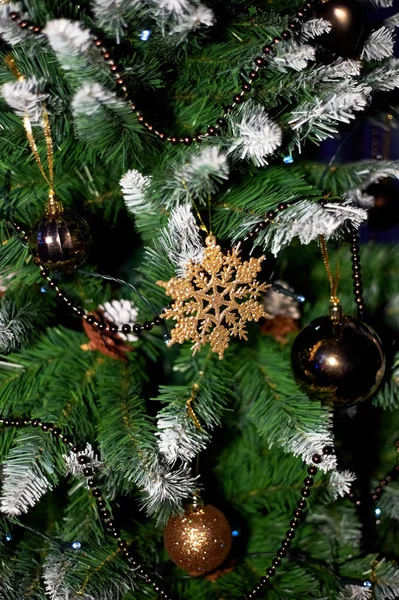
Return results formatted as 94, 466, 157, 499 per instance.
5, 55, 56, 207
186, 383, 202, 430
207, 195, 212, 235
22, 114, 54, 192
383, 113, 393, 160
319, 234, 340, 304
41, 107, 54, 192
181, 177, 210, 234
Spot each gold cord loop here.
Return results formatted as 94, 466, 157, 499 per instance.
319, 234, 340, 305
5, 55, 57, 208
186, 383, 202, 431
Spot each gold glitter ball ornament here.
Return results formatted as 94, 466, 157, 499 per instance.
158, 235, 269, 359
164, 504, 232, 576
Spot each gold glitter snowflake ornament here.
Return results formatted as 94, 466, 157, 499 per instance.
158, 235, 270, 359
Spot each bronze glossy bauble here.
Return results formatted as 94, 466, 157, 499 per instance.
164, 504, 232, 576
291, 311, 385, 406
30, 210, 91, 272
314, 0, 367, 59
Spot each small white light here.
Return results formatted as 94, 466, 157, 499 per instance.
139, 29, 151, 41
375, 508, 381, 517
45, 236, 53, 244
72, 541, 81, 550
327, 356, 338, 367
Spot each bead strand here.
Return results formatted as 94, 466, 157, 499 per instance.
350, 229, 365, 321
243, 452, 324, 599
10, 220, 164, 335
7, 2, 319, 146
37, 261, 164, 334
91, 1, 316, 146
244, 202, 288, 242
348, 439, 399, 505
0, 416, 173, 599
1, 416, 399, 599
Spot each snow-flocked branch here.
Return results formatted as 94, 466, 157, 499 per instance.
384, 12, 399, 29
44, 19, 92, 62
362, 0, 392, 8
0, 432, 55, 516
152, 0, 215, 39
300, 17, 332, 41
72, 82, 123, 116
345, 188, 375, 209
329, 469, 357, 500
0, 3, 30, 46
0, 300, 36, 354
272, 41, 316, 72
228, 101, 282, 167
235, 199, 367, 256
43, 552, 137, 600
156, 414, 208, 465
138, 457, 198, 520
286, 425, 337, 473
365, 60, 399, 92
337, 585, 373, 600
63, 443, 103, 477
157, 146, 229, 209
361, 27, 395, 61
2, 76, 48, 124
373, 560, 399, 600
290, 83, 371, 141
158, 204, 204, 276
120, 169, 154, 215
93, 0, 141, 42
167, 5, 214, 39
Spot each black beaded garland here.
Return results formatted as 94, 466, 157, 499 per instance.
350, 230, 365, 321
5, 414, 398, 599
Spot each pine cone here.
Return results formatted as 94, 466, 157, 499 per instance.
263, 280, 301, 320
81, 310, 133, 361
100, 299, 139, 342
260, 315, 299, 344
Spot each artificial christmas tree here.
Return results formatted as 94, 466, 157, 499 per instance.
0, 0, 399, 599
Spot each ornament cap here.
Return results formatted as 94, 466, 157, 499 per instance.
329, 301, 343, 323
45, 191, 64, 217
186, 493, 204, 513
205, 234, 217, 247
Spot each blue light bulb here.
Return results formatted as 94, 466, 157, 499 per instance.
375, 508, 381, 517
139, 29, 151, 41
5, 534, 12, 542
363, 581, 372, 588
72, 541, 81, 550
232, 530, 240, 537
283, 156, 294, 164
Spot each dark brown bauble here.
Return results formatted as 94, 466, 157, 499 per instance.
314, 0, 367, 59
164, 504, 232, 577
291, 313, 385, 406
30, 210, 91, 272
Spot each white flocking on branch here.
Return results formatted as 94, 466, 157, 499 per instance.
361, 27, 395, 61
120, 168, 153, 215
2, 76, 48, 124
228, 100, 282, 167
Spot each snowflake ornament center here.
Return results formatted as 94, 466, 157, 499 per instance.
158, 235, 269, 359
